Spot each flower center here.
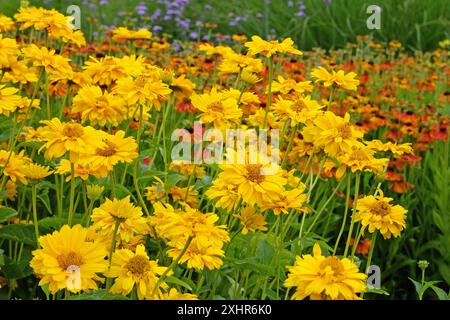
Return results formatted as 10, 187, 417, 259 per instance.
337, 124, 352, 139
96, 96, 109, 108
209, 102, 224, 113
291, 101, 306, 112
245, 164, 265, 183
135, 75, 147, 88
62, 123, 84, 138
96, 140, 117, 157
319, 256, 344, 276
57, 251, 83, 271
370, 200, 391, 216
126, 255, 150, 277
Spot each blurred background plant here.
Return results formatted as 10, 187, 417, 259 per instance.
1, 0, 448, 50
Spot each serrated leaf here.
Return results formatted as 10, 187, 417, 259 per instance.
0, 207, 18, 223
0, 224, 37, 247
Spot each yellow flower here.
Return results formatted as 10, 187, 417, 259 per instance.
38, 118, 102, 160
106, 245, 170, 300
159, 288, 198, 300
91, 196, 148, 243
86, 184, 105, 200
285, 243, 367, 300
167, 237, 225, 270
271, 76, 313, 95
168, 161, 205, 179
82, 56, 128, 86
0, 84, 21, 116
0, 150, 30, 185
198, 43, 233, 56
336, 145, 388, 180
169, 185, 199, 208
150, 202, 229, 248
22, 44, 73, 80
365, 139, 414, 156
55, 159, 104, 181
311, 67, 359, 91
21, 163, 53, 181
205, 178, 240, 211
2, 59, 40, 84
111, 27, 152, 42
354, 190, 407, 239
0, 35, 19, 68
191, 87, 242, 129
302, 112, 363, 156
71, 85, 127, 127
30, 224, 107, 294
114, 73, 172, 110
260, 186, 308, 215
272, 96, 323, 127
145, 176, 166, 202
170, 75, 196, 100
5, 180, 17, 200
219, 161, 287, 206
245, 36, 302, 57
79, 130, 138, 177
233, 207, 268, 234
0, 14, 14, 32
219, 52, 263, 74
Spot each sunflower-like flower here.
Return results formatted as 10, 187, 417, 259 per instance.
233, 207, 268, 234
218, 161, 287, 206
0, 35, 19, 68
302, 111, 364, 156
285, 243, 367, 300
272, 96, 323, 127
191, 87, 242, 130
82, 56, 128, 86
311, 67, 359, 91
245, 36, 302, 57
354, 190, 407, 239
336, 145, 389, 180
0, 14, 14, 32
260, 186, 308, 215
91, 196, 148, 242
111, 27, 152, 42
219, 51, 263, 74
71, 85, 127, 127
79, 130, 138, 177
21, 163, 53, 181
158, 288, 198, 300
114, 73, 172, 110
271, 76, 313, 95
205, 178, 241, 211
0, 84, 22, 116
0, 150, 31, 185
106, 245, 170, 300
38, 118, 102, 160
30, 224, 108, 294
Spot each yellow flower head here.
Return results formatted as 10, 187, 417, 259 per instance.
0, 84, 22, 116
302, 111, 364, 156
311, 67, 359, 91
111, 27, 152, 42
233, 207, 268, 234
22, 163, 53, 181
30, 224, 107, 294
285, 243, 367, 300
355, 190, 407, 239
0, 150, 31, 185
336, 145, 389, 180
245, 36, 302, 57
71, 85, 127, 127
91, 196, 148, 242
106, 245, 170, 300
191, 87, 242, 129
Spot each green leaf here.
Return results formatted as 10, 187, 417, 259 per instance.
0, 224, 37, 247
38, 215, 84, 233
69, 290, 129, 300
165, 275, 193, 291
0, 249, 4, 268
2, 255, 33, 280
408, 278, 423, 299
0, 191, 8, 200
37, 194, 53, 215
0, 207, 18, 223
430, 285, 450, 300
366, 288, 390, 295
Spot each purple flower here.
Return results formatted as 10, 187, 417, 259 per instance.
190, 32, 199, 40
153, 25, 163, 32
296, 11, 305, 17
256, 12, 264, 18
288, 1, 294, 7
99, 0, 108, 6
324, 0, 332, 5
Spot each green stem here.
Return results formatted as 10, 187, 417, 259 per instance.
68, 162, 76, 226
262, 57, 274, 129
333, 173, 351, 255
31, 184, 40, 248
343, 173, 361, 257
